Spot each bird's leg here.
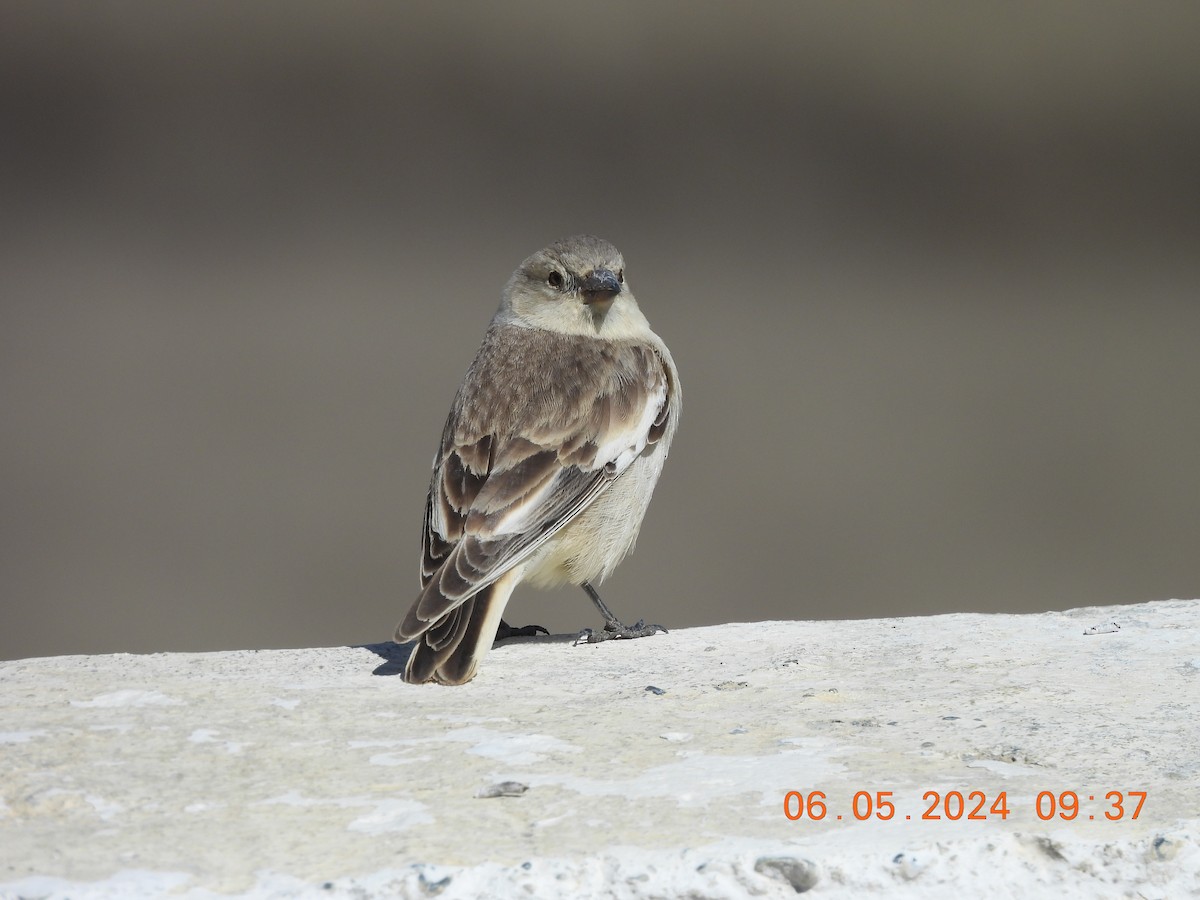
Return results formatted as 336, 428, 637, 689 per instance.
495, 618, 549, 641
574, 581, 667, 645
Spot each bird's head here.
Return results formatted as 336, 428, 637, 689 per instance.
500, 235, 649, 337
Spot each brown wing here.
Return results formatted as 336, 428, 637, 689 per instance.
396, 324, 671, 640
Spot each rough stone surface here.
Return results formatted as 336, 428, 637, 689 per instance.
2, 600, 1198, 898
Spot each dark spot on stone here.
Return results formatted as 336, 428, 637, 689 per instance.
754, 856, 819, 893
419, 872, 453, 895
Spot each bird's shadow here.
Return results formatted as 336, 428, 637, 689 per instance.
357, 641, 413, 677
358, 632, 580, 677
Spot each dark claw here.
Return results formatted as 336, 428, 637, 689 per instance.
575, 581, 667, 645
495, 620, 549, 641
577, 621, 667, 644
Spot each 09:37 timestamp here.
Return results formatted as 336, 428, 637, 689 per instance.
783, 790, 1147, 822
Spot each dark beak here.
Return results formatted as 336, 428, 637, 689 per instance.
580, 268, 621, 304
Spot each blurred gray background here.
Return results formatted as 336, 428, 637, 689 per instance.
3, 3, 1198, 661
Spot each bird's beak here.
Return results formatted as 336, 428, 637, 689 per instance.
580, 268, 621, 305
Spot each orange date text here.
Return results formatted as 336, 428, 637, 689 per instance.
783, 790, 1147, 823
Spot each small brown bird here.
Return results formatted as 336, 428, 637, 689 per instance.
395, 235, 681, 684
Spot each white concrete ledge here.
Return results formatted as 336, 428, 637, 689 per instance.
2, 600, 1198, 898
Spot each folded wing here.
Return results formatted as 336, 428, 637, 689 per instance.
397, 326, 672, 642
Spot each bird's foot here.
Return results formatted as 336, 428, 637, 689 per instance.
495, 619, 549, 641
574, 618, 668, 645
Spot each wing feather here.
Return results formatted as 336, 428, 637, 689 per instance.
398, 323, 671, 640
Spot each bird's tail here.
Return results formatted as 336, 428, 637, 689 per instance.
397, 575, 512, 685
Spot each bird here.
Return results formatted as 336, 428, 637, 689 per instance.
395, 235, 681, 685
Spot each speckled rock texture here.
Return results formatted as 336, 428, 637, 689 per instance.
2, 600, 1198, 898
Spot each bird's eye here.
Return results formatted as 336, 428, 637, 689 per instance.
617, 269, 624, 284
547, 271, 564, 289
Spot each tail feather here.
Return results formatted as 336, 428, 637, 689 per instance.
404, 596, 475, 684
398, 569, 518, 685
